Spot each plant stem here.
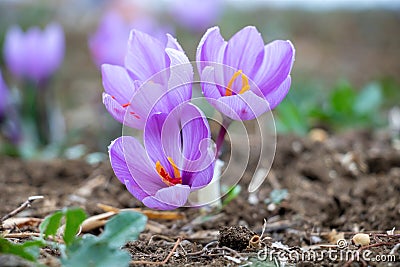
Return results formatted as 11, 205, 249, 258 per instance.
216, 116, 232, 157
198, 117, 232, 208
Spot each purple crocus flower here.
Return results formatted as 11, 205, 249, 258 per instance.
170, 0, 222, 33
3, 23, 65, 83
89, 12, 173, 67
102, 29, 192, 129
197, 26, 295, 120
88, 12, 129, 67
109, 103, 215, 210
0, 70, 8, 120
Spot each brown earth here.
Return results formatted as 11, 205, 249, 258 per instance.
1, 130, 400, 266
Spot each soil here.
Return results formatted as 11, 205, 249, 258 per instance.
1, 130, 400, 266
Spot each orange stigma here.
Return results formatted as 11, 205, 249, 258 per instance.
155, 157, 182, 186
225, 70, 251, 96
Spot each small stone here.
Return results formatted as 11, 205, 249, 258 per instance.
309, 128, 328, 142
352, 233, 370, 246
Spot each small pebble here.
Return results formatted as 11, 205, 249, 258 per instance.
309, 128, 328, 142
352, 233, 370, 246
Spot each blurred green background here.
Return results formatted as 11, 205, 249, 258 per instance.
0, 0, 399, 156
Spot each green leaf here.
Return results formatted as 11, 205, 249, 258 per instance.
62, 235, 131, 267
222, 185, 242, 207
275, 100, 309, 135
39, 210, 63, 238
62, 211, 147, 267
39, 208, 86, 246
98, 211, 147, 248
63, 207, 87, 246
379, 77, 400, 108
354, 82, 382, 115
330, 81, 356, 114
0, 236, 44, 262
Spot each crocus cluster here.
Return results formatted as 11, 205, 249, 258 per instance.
3, 23, 65, 84
103, 25, 295, 210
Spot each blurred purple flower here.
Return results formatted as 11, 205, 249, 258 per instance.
0, 70, 9, 120
3, 23, 65, 83
109, 103, 215, 210
89, 12, 173, 67
0, 69, 21, 144
197, 26, 295, 120
102, 29, 193, 129
170, 0, 222, 33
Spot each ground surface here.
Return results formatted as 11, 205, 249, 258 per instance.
1, 130, 399, 266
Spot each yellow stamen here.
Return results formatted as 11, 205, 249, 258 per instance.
239, 73, 250, 94
167, 157, 181, 179
155, 161, 164, 177
225, 70, 251, 96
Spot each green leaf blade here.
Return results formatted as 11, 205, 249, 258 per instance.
63, 207, 87, 246
0, 237, 44, 262
39, 210, 63, 238
99, 211, 147, 248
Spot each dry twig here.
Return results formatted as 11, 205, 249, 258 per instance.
3, 232, 41, 238
1, 196, 44, 222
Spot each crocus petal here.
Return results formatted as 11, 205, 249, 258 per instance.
101, 64, 136, 103
128, 81, 170, 126
125, 30, 169, 83
109, 136, 166, 201
3, 26, 25, 78
25, 27, 44, 81
144, 112, 182, 176
142, 184, 190, 210
200, 66, 223, 99
105, 81, 170, 129
166, 34, 184, 52
102, 93, 142, 128
208, 91, 270, 121
196, 26, 227, 72
164, 48, 193, 108
188, 163, 215, 190
0, 70, 9, 116
181, 135, 215, 188
265, 76, 292, 110
170, 0, 222, 33
253, 40, 295, 96
88, 12, 130, 67
43, 23, 65, 76
180, 104, 214, 172
223, 26, 264, 78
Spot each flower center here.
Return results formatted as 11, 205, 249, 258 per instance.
225, 70, 250, 96
155, 157, 182, 186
